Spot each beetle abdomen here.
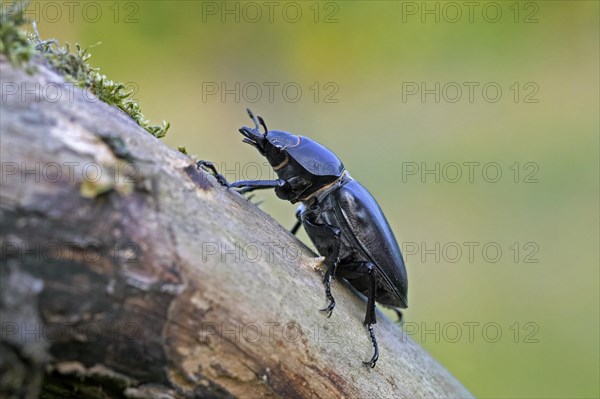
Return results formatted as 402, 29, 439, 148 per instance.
333, 179, 408, 308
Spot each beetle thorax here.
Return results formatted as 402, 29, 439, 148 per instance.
301, 171, 351, 203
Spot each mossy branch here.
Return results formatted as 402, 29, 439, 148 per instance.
0, 0, 169, 138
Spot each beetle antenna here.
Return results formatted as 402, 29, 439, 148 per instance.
246, 108, 261, 132
258, 116, 268, 136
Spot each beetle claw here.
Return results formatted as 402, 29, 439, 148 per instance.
362, 323, 379, 368
363, 359, 378, 369
196, 160, 230, 187
319, 300, 336, 318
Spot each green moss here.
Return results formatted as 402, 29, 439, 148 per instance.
35, 41, 170, 138
0, 1, 169, 138
177, 146, 188, 155
0, 1, 35, 68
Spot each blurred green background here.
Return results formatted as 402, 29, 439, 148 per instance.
31, 1, 599, 397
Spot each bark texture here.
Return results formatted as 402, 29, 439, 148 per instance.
0, 55, 474, 399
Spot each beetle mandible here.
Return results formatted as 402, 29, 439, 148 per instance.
198, 109, 408, 368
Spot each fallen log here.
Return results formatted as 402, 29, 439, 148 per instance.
0, 54, 474, 399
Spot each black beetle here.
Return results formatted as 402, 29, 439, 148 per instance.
198, 109, 408, 368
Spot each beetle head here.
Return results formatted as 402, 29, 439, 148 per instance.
239, 109, 345, 203
238, 109, 287, 167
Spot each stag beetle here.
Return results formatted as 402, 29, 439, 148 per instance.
198, 109, 408, 368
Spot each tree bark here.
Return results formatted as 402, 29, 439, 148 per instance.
0, 55, 474, 399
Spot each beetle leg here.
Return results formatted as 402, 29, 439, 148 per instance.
343, 262, 379, 367
393, 309, 404, 325
363, 262, 379, 368
290, 206, 303, 235
321, 255, 339, 317
302, 219, 341, 317
290, 220, 302, 235
229, 179, 287, 194
196, 160, 230, 187
336, 261, 380, 366
364, 323, 379, 369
